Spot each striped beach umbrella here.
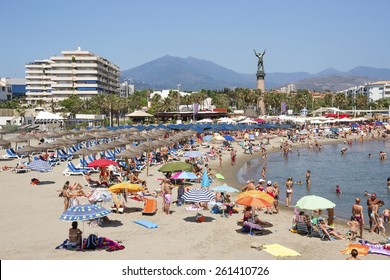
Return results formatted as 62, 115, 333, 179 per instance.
27, 160, 52, 172
182, 188, 215, 204
59, 204, 111, 222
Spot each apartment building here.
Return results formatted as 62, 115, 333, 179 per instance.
338, 80, 390, 102
25, 48, 120, 103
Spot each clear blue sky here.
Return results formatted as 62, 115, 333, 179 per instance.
1, 0, 389, 77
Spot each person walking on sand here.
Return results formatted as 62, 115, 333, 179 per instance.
352, 198, 364, 238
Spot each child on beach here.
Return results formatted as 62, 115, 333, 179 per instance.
383, 208, 389, 224
347, 216, 359, 241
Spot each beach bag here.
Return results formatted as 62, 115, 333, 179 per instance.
85, 234, 98, 250
196, 214, 205, 223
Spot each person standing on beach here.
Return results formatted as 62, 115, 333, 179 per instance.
352, 198, 364, 238
285, 177, 293, 207
273, 182, 280, 214
367, 193, 379, 229
162, 178, 174, 215
218, 151, 223, 168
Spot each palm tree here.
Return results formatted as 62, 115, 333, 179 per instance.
355, 93, 368, 109
335, 92, 349, 109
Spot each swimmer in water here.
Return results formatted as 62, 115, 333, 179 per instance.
364, 191, 371, 197
336, 185, 341, 194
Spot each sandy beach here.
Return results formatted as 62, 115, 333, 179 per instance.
0, 133, 388, 260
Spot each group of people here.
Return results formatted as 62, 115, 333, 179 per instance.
351, 193, 387, 239
60, 181, 86, 211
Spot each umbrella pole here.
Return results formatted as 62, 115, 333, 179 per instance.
81, 221, 84, 250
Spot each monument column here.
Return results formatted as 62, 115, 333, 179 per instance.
254, 49, 266, 115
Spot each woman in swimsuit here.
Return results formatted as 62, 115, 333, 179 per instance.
352, 197, 364, 238
273, 182, 280, 214
285, 177, 293, 207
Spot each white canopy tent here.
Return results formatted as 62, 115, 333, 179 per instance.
34, 111, 64, 123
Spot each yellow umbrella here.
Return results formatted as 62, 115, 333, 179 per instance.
108, 182, 144, 193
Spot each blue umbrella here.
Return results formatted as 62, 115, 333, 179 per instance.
201, 168, 211, 188
210, 184, 239, 193
60, 204, 111, 221
27, 160, 52, 172
60, 204, 111, 249
223, 135, 234, 141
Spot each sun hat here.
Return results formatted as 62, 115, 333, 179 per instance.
259, 179, 265, 183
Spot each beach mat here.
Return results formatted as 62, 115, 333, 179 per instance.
263, 244, 301, 257
133, 219, 158, 229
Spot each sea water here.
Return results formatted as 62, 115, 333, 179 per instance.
237, 139, 390, 223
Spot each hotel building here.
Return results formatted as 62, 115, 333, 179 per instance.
25, 48, 120, 103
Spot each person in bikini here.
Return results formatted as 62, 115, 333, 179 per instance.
68, 221, 82, 246
352, 197, 364, 238
285, 177, 293, 207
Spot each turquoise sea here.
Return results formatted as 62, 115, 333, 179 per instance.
237, 139, 390, 223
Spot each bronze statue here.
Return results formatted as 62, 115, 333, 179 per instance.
254, 49, 266, 72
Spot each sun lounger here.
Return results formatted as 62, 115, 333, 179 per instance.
63, 163, 90, 176
142, 198, 157, 215
3, 149, 25, 159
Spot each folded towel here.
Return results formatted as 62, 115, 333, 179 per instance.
263, 244, 301, 257
133, 219, 158, 229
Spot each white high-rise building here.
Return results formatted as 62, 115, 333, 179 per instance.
25, 48, 120, 103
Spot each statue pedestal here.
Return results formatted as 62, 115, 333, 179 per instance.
256, 70, 266, 115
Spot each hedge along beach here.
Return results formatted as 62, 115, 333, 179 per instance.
0, 125, 389, 260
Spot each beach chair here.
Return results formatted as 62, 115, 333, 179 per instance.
57, 150, 73, 161
63, 163, 90, 176
13, 161, 31, 174
3, 149, 24, 159
142, 199, 157, 215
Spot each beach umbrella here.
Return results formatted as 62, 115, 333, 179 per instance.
158, 162, 193, 173
59, 204, 111, 250
87, 158, 118, 168
73, 148, 94, 167
171, 171, 199, 180
182, 188, 215, 205
0, 138, 11, 147
17, 145, 39, 162
295, 195, 335, 210
202, 135, 213, 141
201, 168, 210, 188
223, 135, 235, 141
108, 182, 144, 194
237, 190, 274, 207
183, 151, 203, 158
88, 188, 113, 204
210, 184, 239, 193
28, 160, 52, 172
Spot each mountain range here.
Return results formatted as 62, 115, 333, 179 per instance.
121, 55, 390, 92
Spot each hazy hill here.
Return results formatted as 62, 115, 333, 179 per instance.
121, 56, 390, 91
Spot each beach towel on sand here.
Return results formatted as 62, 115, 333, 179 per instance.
340, 243, 369, 256
55, 237, 125, 251
263, 244, 301, 257
133, 219, 158, 229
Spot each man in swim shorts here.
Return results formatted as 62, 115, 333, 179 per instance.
162, 178, 173, 215
367, 193, 378, 229
352, 198, 364, 238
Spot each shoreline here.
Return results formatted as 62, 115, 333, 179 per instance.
208, 134, 387, 233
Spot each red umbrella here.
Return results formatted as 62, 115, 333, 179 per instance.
87, 158, 118, 168
255, 118, 266, 124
